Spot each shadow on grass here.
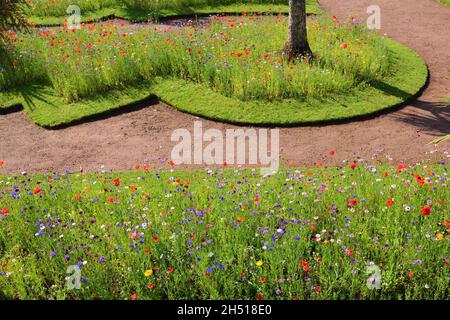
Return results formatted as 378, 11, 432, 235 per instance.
20, 85, 58, 111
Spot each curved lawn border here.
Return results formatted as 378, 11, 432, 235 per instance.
0, 37, 427, 128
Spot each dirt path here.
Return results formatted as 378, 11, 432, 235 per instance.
0, 0, 449, 174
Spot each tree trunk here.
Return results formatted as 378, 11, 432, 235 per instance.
285, 0, 312, 60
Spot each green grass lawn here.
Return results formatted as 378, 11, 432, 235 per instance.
26, 0, 317, 26
0, 15, 427, 127
0, 162, 448, 299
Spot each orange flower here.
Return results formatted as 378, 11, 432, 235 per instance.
169, 160, 175, 167
33, 187, 41, 194
152, 236, 159, 243
236, 216, 246, 223
0, 160, 4, 166
407, 271, 414, 277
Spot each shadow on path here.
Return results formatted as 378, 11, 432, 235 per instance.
390, 100, 450, 136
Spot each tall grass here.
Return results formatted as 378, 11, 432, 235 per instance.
0, 16, 389, 102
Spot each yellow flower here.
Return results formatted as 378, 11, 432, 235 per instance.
144, 269, 153, 277
436, 233, 444, 240
255, 260, 263, 267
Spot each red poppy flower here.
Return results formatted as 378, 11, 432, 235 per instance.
407, 271, 414, 277
152, 236, 159, 243
198, 50, 203, 55
237, 52, 243, 57
386, 198, 394, 207
107, 197, 115, 203
1, 208, 9, 215
147, 283, 154, 289
415, 175, 425, 187
169, 160, 175, 167
168, 266, 174, 273
350, 163, 357, 169
130, 185, 136, 191
257, 293, 263, 300
300, 259, 308, 266
130, 293, 138, 300
33, 187, 41, 194
315, 286, 321, 293
260, 277, 266, 283
397, 165, 407, 172
114, 178, 120, 186
421, 206, 431, 216
0, 160, 4, 166
329, 150, 335, 156
303, 265, 310, 272
444, 220, 450, 227
348, 199, 357, 206
343, 43, 348, 49
223, 161, 228, 167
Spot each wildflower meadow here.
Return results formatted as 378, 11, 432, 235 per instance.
0, 161, 449, 299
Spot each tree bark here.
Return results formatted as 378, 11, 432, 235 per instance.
285, 0, 312, 60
